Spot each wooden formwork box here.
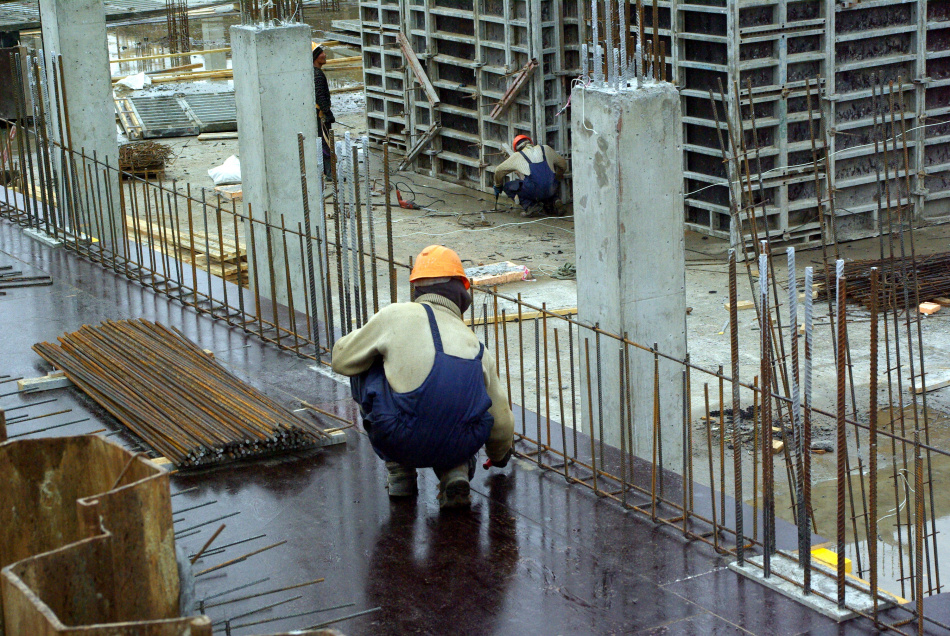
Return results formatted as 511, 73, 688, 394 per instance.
660, 0, 950, 246
0, 436, 208, 635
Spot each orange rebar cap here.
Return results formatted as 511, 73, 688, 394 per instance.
512, 134, 532, 152
409, 245, 470, 289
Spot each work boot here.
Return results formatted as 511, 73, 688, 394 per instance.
520, 202, 544, 218
437, 463, 471, 510
385, 462, 418, 497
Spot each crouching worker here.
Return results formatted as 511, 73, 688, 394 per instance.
493, 135, 568, 217
331, 245, 515, 509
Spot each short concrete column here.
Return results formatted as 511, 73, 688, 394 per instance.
231, 23, 324, 312
571, 82, 687, 472
38, 0, 120, 246
200, 18, 227, 71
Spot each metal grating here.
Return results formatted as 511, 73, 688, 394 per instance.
128, 94, 199, 138
182, 92, 237, 133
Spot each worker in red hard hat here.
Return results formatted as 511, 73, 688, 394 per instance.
493, 134, 568, 217
331, 245, 515, 509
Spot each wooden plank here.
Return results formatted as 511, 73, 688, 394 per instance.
198, 132, 239, 141
724, 300, 755, 310
463, 307, 576, 327
110, 47, 231, 64
17, 370, 73, 392
489, 58, 538, 120
913, 378, 950, 395
398, 123, 442, 170
397, 31, 440, 106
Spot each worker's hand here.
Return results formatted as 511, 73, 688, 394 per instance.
493, 185, 503, 196
483, 447, 513, 470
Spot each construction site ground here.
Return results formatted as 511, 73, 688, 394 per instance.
5, 217, 945, 635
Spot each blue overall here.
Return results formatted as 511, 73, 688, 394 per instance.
501, 146, 559, 213
350, 304, 495, 470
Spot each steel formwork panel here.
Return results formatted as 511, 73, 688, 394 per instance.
671, 0, 949, 245
361, 0, 583, 196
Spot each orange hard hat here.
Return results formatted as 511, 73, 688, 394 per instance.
513, 134, 532, 152
410, 245, 470, 289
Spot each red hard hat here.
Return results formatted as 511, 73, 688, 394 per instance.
512, 134, 532, 152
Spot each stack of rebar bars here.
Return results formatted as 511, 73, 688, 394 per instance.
33, 319, 329, 468
812, 252, 950, 310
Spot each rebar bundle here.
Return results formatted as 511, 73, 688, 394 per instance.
33, 319, 329, 468
812, 252, 950, 310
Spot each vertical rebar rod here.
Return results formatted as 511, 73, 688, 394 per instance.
363, 137, 379, 314
898, 78, 941, 597
592, 0, 601, 84
383, 142, 395, 304
351, 144, 368, 326
651, 343, 660, 521
297, 133, 321, 358
542, 305, 551, 446
619, 346, 627, 507
835, 261, 847, 609
760, 252, 774, 577
729, 249, 744, 563
869, 267, 880, 624
705, 383, 719, 552
280, 214, 300, 355
264, 211, 282, 348
556, 329, 568, 481
788, 247, 806, 564
535, 317, 542, 464
585, 338, 597, 493
803, 266, 814, 593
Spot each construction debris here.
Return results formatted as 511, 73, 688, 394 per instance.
0, 265, 52, 293
118, 141, 174, 177
33, 319, 340, 468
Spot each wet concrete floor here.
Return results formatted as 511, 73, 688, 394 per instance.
2, 217, 948, 634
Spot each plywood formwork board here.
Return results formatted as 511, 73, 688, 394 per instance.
0, 436, 184, 633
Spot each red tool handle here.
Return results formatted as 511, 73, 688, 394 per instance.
482, 458, 493, 470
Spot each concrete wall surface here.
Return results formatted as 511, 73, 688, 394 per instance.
571, 82, 687, 472
38, 0, 120, 247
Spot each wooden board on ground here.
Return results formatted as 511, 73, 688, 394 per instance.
465, 261, 528, 287
200, 132, 239, 142
214, 184, 242, 200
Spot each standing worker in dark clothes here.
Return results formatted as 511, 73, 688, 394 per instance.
312, 43, 335, 177
331, 245, 515, 509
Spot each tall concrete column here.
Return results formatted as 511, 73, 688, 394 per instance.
200, 18, 227, 71
231, 23, 324, 312
571, 82, 687, 472
38, 0, 120, 246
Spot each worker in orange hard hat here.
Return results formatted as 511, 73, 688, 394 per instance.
493, 134, 568, 217
331, 245, 515, 509
312, 42, 334, 177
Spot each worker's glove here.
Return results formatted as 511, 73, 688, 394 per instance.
493, 185, 503, 196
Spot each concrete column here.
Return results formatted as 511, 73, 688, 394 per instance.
200, 18, 227, 71
231, 23, 324, 312
571, 82, 687, 472
38, 0, 120, 246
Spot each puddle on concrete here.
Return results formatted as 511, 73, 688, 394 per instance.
773, 406, 950, 597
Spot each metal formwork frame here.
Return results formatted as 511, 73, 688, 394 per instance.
671, 0, 948, 245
